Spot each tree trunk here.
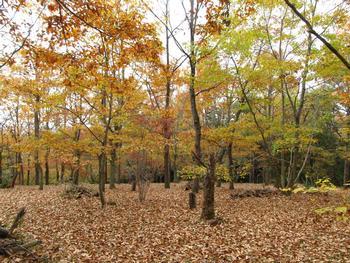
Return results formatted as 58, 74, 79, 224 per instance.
56, 160, 59, 182
60, 163, 65, 183
0, 149, 3, 184
19, 153, 24, 185
11, 153, 18, 187
98, 153, 106, 208
251, 154, 256, 183
188, 0, 201, 194
344, 160, 350, 186
163, 1, 171, 189
45, 150, 49, 185
164, 144, 170, 188
344, 107, 350, 186
39, 164, 44, 190
227, 143, 234, 190
288, 148, 298, 187
280, 82, 286, 188
131, 179, 136, 191
103, 158, 107, 192
34, 156, 40, 186
72, 151, 80, 185
110, 147, 116, 189
173, 135, 178, 182
189, 192, 196, 209
201, 154, 216, 220
26, 156, 30, 185
117, 154, 121, 184
34, 95, 40, 186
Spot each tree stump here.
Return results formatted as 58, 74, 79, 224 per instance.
189, 192, 196, 209
131, 181, 136, 191
0, 227, 9, 239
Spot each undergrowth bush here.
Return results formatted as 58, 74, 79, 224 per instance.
0, 173, 12, 188
281, 178, 336, 195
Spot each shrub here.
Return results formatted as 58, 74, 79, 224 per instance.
0, 173, 12, 189
179, 165, 206, 180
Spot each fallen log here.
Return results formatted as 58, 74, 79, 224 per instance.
0, 239, 42, 256
9, 207, 25, 234
64, 184, 99, 199
0, 208, 41, 257
230, 188, 281, 199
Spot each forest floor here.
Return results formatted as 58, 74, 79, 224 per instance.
1, 183, 350, 262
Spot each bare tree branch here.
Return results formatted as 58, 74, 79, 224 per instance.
284, 0, 350, 70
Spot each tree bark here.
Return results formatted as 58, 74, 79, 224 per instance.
45, 150, 49, 185
39, 164, 43, 190
187, 0, 201, 194
18, 153, 24, 185
26, 156, 30, 185
34, 94, 40, 186
110, 147, 116, 189
164, 143, 171, 188
73, 151, 80, 185
280, 87, 286, 188
56, 160, 60, 182
0, 149, 2, 185
227, 143, 234, 190
344, 108, 350, 186
344, 160, 350, 186
117, 153, 121, 184
201, 154, 216, 220
60, 163, 65, 183
98, 153, 106, 208
189, 192, 196, 209
163, 0, 171, 189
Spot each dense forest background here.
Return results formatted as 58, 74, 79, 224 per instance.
0, 0, 349, 214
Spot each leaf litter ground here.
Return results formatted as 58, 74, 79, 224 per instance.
1, 183, 350, 262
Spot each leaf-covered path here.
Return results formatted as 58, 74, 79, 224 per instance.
1, 184, 349, 262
